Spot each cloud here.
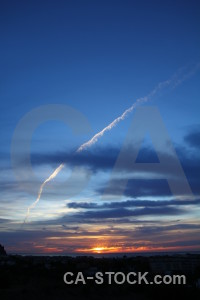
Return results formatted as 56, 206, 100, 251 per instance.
98, 178, 173, 198
30, 143, 200, 191
1, 220, 200, 254
184, 129, 200, 149
31, 145, 118, 171
64, 206, 184, 220
2, 141, 200, 201
0, 218, 10, 223
67, 198, 200, 209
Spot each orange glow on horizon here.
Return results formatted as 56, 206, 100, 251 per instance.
75, 244, 200, 254
7, 243, 200, 255
91, 246, 117, 254
75, 245, 151, 254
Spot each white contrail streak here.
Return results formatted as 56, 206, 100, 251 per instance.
76, 80, 170, 152
23, 63, 200, 223
23, 163, 65, 223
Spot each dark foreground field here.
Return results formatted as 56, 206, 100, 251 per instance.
0, 254, 200, 300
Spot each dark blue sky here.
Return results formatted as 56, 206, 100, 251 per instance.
0, 0, 200, 254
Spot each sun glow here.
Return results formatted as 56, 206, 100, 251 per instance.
92, 247, 107, 254
75, 244, 182, 254
77, 245, 126, 254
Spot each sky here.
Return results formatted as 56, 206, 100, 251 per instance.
0, 0, 200, 255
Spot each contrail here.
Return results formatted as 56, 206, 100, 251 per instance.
77, 62, 200, 152
76, 85, 163, 152
23, 163, 65, 224
23, 63, 200, 223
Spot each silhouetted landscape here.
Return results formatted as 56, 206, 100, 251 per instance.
1, 244, 200, 299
